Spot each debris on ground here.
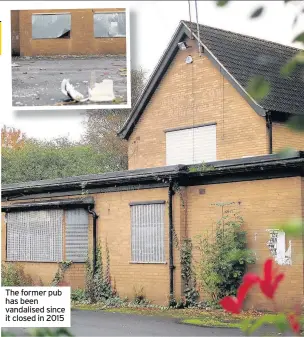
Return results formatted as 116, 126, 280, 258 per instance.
12, 56, 128, 107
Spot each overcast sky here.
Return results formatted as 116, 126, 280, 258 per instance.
1, 0, 303, 141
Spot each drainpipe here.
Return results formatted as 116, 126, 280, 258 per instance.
266, 111, 273, 154
168, 180, 175, 301
88, 206, 99, 275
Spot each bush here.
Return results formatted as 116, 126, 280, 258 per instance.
1, 263, 34, 286
71, 289, 86, 303
85, 244, 115, 303
195, 206, 255, 305
133, 286, 150, 306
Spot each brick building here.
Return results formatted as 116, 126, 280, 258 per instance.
11, 9, 127, 56
2, 21, 304, 311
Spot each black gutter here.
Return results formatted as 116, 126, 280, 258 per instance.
1, 197, 95, 213
87, 206, 99, 275
2, 153, 303, 202
2, 165, 186, 197
266, 111, 273, 154
168, 180, 175, 301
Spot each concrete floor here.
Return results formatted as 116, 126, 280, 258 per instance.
11, 56, 128, 107
1, 310, 288, 337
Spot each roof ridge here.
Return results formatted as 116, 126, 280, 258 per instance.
182, 20, 303, 52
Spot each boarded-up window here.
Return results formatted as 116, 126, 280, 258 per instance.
166, 124, 216, 165
130, 202, 165, 263
32, 14, 71, 39
6, 210, 63, 262
94, 12, 126, 38
65, 209, 89, 262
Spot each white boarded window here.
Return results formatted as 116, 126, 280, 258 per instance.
65, 209, 89, 262
131, 202, 165, 263
6, 210, 63, 262
166, 124, 216, 165
94, 12, 126, 38
32, 14, 71, 39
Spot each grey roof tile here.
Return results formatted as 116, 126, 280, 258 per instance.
184, 21, 304, 115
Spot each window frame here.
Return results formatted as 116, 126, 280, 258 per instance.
5, 207, 89, 263
165, 122, 217, 165
31, 13, 72, 40
93, 11, 126, 38
129, 200, 166, 264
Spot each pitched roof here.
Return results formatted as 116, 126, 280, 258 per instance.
119, 21, 303, 140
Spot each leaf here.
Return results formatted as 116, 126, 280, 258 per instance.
277, 147, 299, 159
250, 7, 264, 19
240, 317, 255, 334
247, 76, 270, 101
281, 51, 304, 76
287, 115, 304, 132
292, 15, 298, 27
276, 219, 303, 237
217, 0, 229, 6
293, 32, 304, 43
245, 314, 288, 335
272, 314, 289, 333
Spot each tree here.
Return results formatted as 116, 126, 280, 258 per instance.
1, 125, 27, 149
82, 68, 146, 172
2, 137, 109, 184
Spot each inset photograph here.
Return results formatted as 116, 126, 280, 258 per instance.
11, 8, 129, 108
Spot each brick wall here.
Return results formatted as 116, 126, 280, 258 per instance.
128, 38, 268, 170
127, 38, 303, 170
14, 9, 126, 56
1, 195, 93, 289
185, 177, 303, 310
1, 175, 303, 309
272, 122, 304, 153
11, 10, 20, 56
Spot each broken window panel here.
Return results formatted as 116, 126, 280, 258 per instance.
32, 14, 71, 39
94, 12, 126, 38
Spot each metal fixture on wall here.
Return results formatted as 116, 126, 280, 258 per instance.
194, 0, 202, 56
185, 55, 193, 64
178, 41, 188, 50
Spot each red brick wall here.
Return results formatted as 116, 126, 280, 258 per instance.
16, 9, 126, 56
11, 10, 20, 56
2, 175, 303, 310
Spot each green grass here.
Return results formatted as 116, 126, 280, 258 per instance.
182, 318, 240, 328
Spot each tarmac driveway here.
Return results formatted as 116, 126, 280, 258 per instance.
11, 56, 128, 107
1, 309, 243, 336
2, 309, 288, 337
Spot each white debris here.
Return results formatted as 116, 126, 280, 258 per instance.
12, 63, 20, 67
61, 79, 88, 102
88, 79, 115, 102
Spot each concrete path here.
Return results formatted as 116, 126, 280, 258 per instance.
11, 56, 128, 107
2, 309, 286, 336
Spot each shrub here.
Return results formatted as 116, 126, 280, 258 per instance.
133, 286, 149, 305
195, 206, 255, 305
71, 289, 86, 303
1, 263, 34, 286
85, 244, 115, 303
